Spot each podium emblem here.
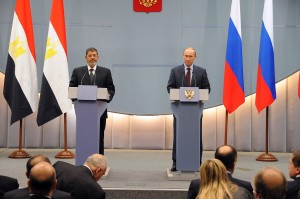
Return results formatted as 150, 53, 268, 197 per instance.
139, 0, 158, 7
133, 0, 162, 13
184, 89, 195, 100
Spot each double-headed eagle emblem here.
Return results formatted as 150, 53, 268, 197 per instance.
184, 89, 195, 100
139, 0, 158, 7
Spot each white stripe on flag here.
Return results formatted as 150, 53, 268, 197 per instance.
9, 12, 38, 113
43, 22, 72, 112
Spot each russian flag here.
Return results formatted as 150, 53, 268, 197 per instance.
255, 0, 276, 113
3, 0, 39, 125
37, 0, 72, 126
223, 0, 245, 114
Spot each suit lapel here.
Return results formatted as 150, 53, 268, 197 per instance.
179, 65, 187, 87
81, 66, 90, 85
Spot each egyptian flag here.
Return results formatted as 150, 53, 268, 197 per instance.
3, 0, 38, 125
255, 0, 276, 113
37, 0, 72, 126
223, 0, 244, 113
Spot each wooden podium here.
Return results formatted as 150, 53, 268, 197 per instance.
170, 88, 209, 172
69, 86, 109, 165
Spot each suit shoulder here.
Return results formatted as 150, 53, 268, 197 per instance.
53, 189, 72, 198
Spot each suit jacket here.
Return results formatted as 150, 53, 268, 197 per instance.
4, 187, 72, 199
228, 173, 253, 194
167, 64, 211, 92
53, 161, 105, 199
0, 175, 19, 199
187, 173, 253, 199
286, 177, 300, 199
69, 65, 115, 119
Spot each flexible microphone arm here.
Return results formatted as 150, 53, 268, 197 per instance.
80, 70, 87, 85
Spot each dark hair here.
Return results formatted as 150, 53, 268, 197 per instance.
292, 151, 300, 167
26, 155, 51, 175
214, 145, 237, 170
86, 47, 98, 56
254, 167, 286, 199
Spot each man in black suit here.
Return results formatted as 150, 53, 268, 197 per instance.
167, 47, 210, 171
187, 145, 253, 199
0, 175, 18, 199
4, 154, 71, 199
69, 47, 115, 155
27, 162, 57, 199
53, 154, 107, 199
286, 151, 300, 199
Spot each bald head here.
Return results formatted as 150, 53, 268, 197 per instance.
254, 167, 286, 199
84, 154, 108, 181
28, 162, 56, 196
215, 145, 237, 172
26, 154, 51, 178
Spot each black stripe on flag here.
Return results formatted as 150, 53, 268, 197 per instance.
37, 74, 63, 126
3, 55, 33, 125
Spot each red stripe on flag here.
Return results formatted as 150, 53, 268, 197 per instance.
15, 0, 36, 61
223, 61, 245, 113
50, 0, 67, 55
298, 70, 300, 98
255, 65, 275, 112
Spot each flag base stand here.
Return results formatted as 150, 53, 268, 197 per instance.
9, 149, 31, 158
55, 150, 75, 159
256, 152, 278, 162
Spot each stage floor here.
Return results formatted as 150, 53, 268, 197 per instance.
0, 148, 292, 191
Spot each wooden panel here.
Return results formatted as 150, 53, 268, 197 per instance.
111, 113, 130, 149
130, 115, 165, 149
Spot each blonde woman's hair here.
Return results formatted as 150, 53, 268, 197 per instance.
196, 159, 237, 199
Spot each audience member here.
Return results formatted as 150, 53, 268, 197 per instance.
53, 154, 107, 199
4, 154, 71, 199
196, 159, 251, 199
27, 162, 56, 199
187, 145, 253, 199
286, 151, 300, 199
0, 175, 18, 199
253, 166, 286, 199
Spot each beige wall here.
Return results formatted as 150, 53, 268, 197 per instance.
0, 72, 299, 152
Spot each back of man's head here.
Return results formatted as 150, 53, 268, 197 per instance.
28, 162, 57, 197
291, 151, 300, 168
26, 155, 51, 178
254, 166, 286, 199
85, 154, 108, 182
214, 145, 237, 172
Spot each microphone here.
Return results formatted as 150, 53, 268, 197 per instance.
192, 71, 197, 87
80, 70, 87, 85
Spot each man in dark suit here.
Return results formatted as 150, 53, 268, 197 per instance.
187, 145, 253, 199
4, 154, 71, 199
286, 151, 300, 199
0, 175, 18, 199
167, 47, 210, 171
69, 47, 115, 155
53, 154, 107, 199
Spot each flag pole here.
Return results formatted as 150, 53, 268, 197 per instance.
256, 106, 277, 161
55, 113, 75, 159
224, 110, 228, 145
9, 119, 30, 158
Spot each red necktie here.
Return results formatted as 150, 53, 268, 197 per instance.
186, 68, 191, 87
